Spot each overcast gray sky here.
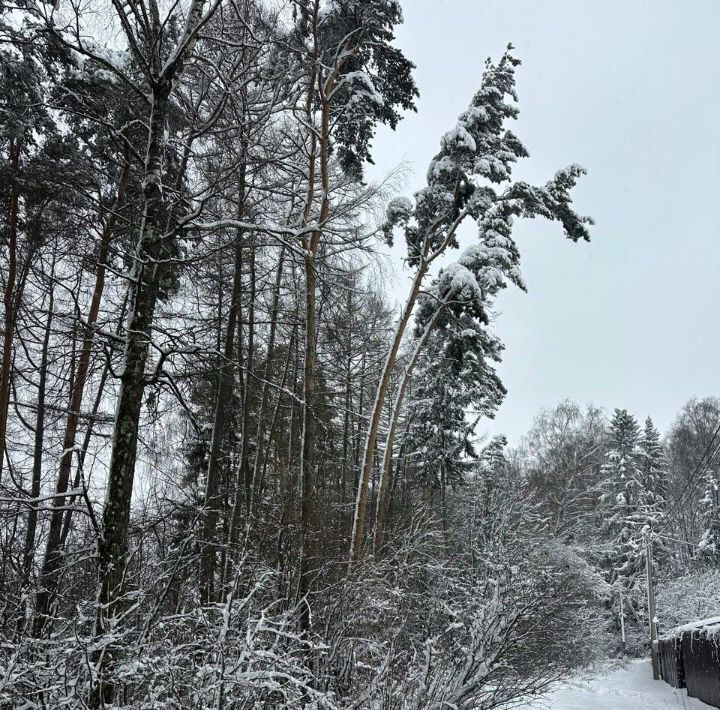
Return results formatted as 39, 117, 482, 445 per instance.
365, 0, 720, 443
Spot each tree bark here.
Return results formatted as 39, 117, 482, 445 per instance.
0, 140, 21, 482
91, 80, 173, 706
372, 304, 443, 557
200, 192, 245, 605
350, 263, 428, 561
91, 8, 213, 691
34, 155, 130, 633
20, 272, 55, 600
297, 34, 320, 624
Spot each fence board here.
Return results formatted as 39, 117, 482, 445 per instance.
658, 635, 684, 688
681, 629, 720, 708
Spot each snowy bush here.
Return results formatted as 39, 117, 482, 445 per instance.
0, 566, 334, 709
656, 569, 720, 634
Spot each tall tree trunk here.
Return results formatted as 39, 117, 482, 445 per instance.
92, 2, 212, 677
350, 263, 428, 561
299, 245, 318, 609
258, 324, 293, 501
0, 140, 21, 482
226, 234, 256, 577
354, 351, 367, 476
273, 316, 299, 596
200, 213, 245, 604
60, 291, 127, 550
91, 82, 173, 706
372, 305, 443, 557
59, 358, 111, 548
20, 271, 55, 598
341, 355, 352, 504
349, 170, 467, 562
250, 247, 285, 507
297, 44, 319, 623
337, 285, 354, 504
299, 146, 331, 615
34, 156, 130, 632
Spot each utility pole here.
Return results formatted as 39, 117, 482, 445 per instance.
646, 537, 660, 680
619, 589, 626, 652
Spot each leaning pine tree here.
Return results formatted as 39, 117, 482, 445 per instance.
372, 239, 514, 554
351, 46, 593, 561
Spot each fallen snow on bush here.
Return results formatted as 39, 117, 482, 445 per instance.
518, 659, 713, 709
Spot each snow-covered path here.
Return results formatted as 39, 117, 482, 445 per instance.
518, 659, 714, 709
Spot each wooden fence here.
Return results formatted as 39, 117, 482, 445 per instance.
659, 617, 720, 708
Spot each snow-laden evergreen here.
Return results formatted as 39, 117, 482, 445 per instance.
601, 409, 649, 583
698, 463, 720, 559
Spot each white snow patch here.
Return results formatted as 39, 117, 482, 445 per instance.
386, 196, 413, 223
441, 123, 477, 152
518, 660, 714, 709
668, 615, 720, 635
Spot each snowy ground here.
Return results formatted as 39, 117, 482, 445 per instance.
518, 659, 714, 709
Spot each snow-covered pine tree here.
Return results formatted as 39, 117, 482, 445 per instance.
602, 409, 641, 510
638, 417, 668, 516
352, 46, 593, 560
371, 214, 527, 555
698, 464, 720, 561
602, 410, 668, 592
402, 316, 505, 494
601, 409, 645, 583
637, 416, 669, 563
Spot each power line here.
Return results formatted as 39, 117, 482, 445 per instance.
654, 422, 720, 535
662, 439, 720, 532
664, 422, 720, 520
638, 422, 720, 675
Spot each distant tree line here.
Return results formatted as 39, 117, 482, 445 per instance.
516, 397, 720, 651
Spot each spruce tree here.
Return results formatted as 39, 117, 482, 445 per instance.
638, 417, 668, 515
637, 416, 668, 562
601, 411, 668, 595
403, 319, 505, 492
699, 466, 720, 560
601, 409, 644, 583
